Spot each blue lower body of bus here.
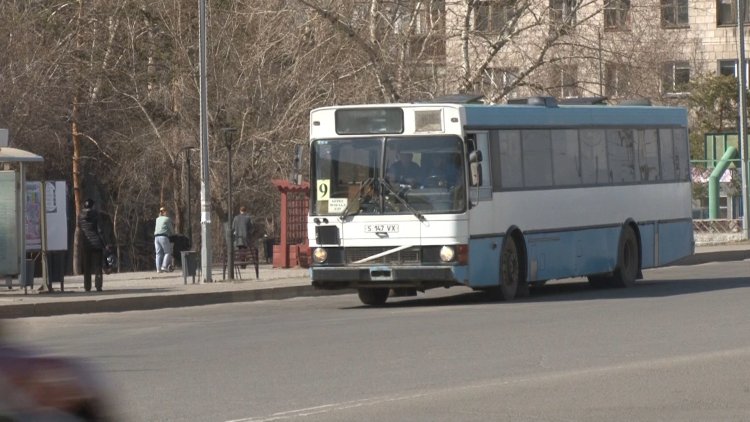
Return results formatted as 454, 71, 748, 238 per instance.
310, 219, 693, 292
466, 219, 693, 288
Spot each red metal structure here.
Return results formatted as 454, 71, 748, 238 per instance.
271, 180, 310, 268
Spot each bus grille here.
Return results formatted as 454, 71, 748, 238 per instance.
346, 247, 420, 265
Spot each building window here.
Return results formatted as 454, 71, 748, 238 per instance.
413, 0, 445, 34
475, 67, 519, 96
550, 0, 577, 33
719, 60, 737, 76
662, 61, 690, 94
502, 68, 520, 98
661, 0, 689, 27
718, 59, 750, 76
717, 0, 750, 26
407, 35, 447, 61
604, 63, 629, 97
604, 0, 630, 30
718, 59, 750, 87
563, 66, 578, 98
474, 0, 514, 32
551, 65, 579, 98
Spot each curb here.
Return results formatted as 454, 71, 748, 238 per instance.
4, 245, 749, 319
0, 286, 354, 319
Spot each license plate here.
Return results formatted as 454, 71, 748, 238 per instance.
364, 224, 399, 233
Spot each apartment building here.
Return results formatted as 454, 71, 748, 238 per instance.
440, 0, 750, 103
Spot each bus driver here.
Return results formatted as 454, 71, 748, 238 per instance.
387, 151, 421, 186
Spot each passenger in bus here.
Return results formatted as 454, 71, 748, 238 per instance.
387, 151, 422, 186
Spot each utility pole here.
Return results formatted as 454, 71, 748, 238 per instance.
199, 0, 212, 282
222, 128, 237, 280
72, 0, 84, 275
737, 0, 749, 239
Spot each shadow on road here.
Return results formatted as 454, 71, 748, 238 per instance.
355, 276, 750, 309
671, 250, 750, 266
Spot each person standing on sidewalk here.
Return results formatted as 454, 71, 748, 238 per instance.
79, 198, 105, 292
232, 206, 253, 250
232, 206, 253, 269
154, 206, 175, 273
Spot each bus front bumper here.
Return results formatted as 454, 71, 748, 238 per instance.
310, 265, 464, 290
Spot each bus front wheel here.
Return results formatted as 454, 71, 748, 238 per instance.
358, 288, 389, 306
499, 237, 522, 301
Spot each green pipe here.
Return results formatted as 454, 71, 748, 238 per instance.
709, 146, 738, 219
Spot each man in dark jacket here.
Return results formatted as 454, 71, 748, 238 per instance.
387, 151, 422, 186
232, 206, 253, 250
232, 206, 253, 269
79, 198, 104, 292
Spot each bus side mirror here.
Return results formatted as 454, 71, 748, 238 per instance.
469, 150, 482, 187
291, 144, 304, 185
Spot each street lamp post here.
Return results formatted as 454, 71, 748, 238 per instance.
737, 0, 750, 239
198, 0, 212, 282
222, 128, 237, 280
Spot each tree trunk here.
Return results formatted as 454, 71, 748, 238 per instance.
72, 97, 82, 275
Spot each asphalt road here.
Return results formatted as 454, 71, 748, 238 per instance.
7, 258, 750, 422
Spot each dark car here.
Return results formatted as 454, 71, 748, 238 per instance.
0, 343, 114, 421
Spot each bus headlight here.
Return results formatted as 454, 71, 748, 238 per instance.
312, 247, 328, 264
439, 246, 455, 262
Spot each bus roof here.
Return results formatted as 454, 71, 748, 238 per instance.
310, 101, 687, 139
461, 103, 687, 128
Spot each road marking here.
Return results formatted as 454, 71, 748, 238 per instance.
224, 393, 432, 422
226, 346, 750, 422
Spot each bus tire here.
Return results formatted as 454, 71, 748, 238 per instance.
358, 288, 389, 306
609, 226, 639, 288
500, 236, 521, 301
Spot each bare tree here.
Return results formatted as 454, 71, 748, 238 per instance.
0, 0, 712, 273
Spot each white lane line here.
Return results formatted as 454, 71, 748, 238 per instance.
226, 346, 750, 422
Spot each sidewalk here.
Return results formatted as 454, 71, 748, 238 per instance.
0, 264, 349, 319
2, 242, 749, 319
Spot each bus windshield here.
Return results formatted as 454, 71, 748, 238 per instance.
311, 136, 466, 216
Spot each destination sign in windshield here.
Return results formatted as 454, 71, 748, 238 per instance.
335, 108, 403, 135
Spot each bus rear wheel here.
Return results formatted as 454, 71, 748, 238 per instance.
358, 288, 389, 306
499, 237, 522, 301
610, 226, 639, 288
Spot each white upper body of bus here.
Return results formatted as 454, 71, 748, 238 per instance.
309, 104, 466, 140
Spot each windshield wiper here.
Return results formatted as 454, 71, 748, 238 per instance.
340, 178, 376, 221
376, 178, 426, 222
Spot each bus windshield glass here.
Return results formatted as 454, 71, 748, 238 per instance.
311, 136, 465, 216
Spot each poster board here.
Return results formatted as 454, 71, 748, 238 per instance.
25, 181, 68, 251
0, 171, 19, 275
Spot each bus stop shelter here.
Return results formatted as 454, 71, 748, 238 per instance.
0, 146, 44, 291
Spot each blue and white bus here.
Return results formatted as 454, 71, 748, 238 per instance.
307, 97, 693, 305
